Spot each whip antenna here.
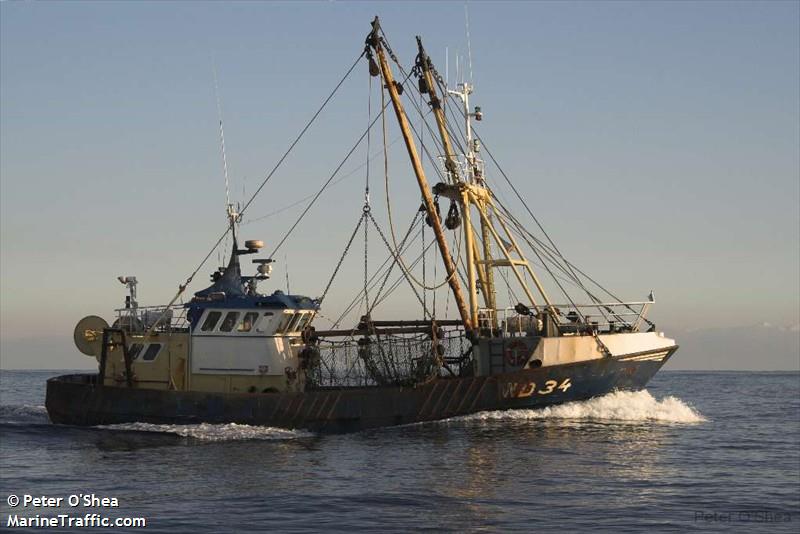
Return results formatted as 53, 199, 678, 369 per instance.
213, 61, 232, 214
445, 46, 449, 87
465, 3, 474, 83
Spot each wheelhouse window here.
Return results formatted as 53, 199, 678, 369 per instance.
296, 312, 314, 332
286, 312, 305, 332
219, 311, 240, 332
142, 343, 162, 361
237, 312, 259, 333
201, 311, 222, 332
291, 312, 313, 332
256, 312, 275, 333
276, 312, 294, 333
128, 343, 144, 360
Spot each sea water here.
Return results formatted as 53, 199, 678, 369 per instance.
1, 370, 797, 532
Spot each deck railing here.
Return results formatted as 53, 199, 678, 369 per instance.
113, 304, 189, 333
480, 301, 653, 337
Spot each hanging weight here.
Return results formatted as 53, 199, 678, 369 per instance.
445, 201, 461, 230
425, 196, 442, 227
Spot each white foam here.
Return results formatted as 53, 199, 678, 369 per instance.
99, 422, 313, 441
455, 390, 706, 425
0, 404, 49, 422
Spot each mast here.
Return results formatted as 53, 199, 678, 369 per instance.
413, 36, 558, 326
366, 18, 474, 334
416, 37, 460, 185
454, 79, 498, 323
416, 38, 497, 328
415, 39, 480, 328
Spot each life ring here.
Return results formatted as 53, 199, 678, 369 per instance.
505, 340, 529, 367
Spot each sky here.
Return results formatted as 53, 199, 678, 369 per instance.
1, 1, 798, 370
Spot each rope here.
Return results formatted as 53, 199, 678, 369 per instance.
370, 236, 437, 312
378, 73, 462, 292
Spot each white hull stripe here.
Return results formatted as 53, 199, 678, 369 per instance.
617, 350, 670, 362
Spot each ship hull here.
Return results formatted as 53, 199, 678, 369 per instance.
46, 347, 676, 433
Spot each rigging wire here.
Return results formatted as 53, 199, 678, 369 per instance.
381, 89, 461, 291
375, 50, 464, 292
493, 201, 602, 290
267, 84, 396, 259
381, 30, 580, 319
497, 204, 635, 324
146, 50, 365, 325
142, 226, 231, 338
410, 47, 602, 322
419, 87, 427, 315
490, 197, 611, 296
466, 218, 521, 305
462, 114, 598, 296
493, 204, 586, 319
364, 75, 373, 311
239, 49, 366, 218
366, 211, 431, 317
395, 36, 551, 317
331, 216, 424, 328
319, 222, 436, 389
467, 119, 650, 325
267, 63, 416, 260
241, 131, 408, 226
443, 89, 636, 318
318, 214, 365, 304
370, 237, 437, 313
365, 218, 421, 315
407, 35, 630, 328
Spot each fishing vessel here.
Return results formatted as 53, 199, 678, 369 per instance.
46, 18, 678, 433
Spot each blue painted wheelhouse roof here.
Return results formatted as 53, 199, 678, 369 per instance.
185, 239, 318, 329
186, 291, 319, 311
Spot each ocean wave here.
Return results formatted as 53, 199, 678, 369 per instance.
0, 404, 49, 423
97, 422, 314, 442
455, 390, 706, 424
